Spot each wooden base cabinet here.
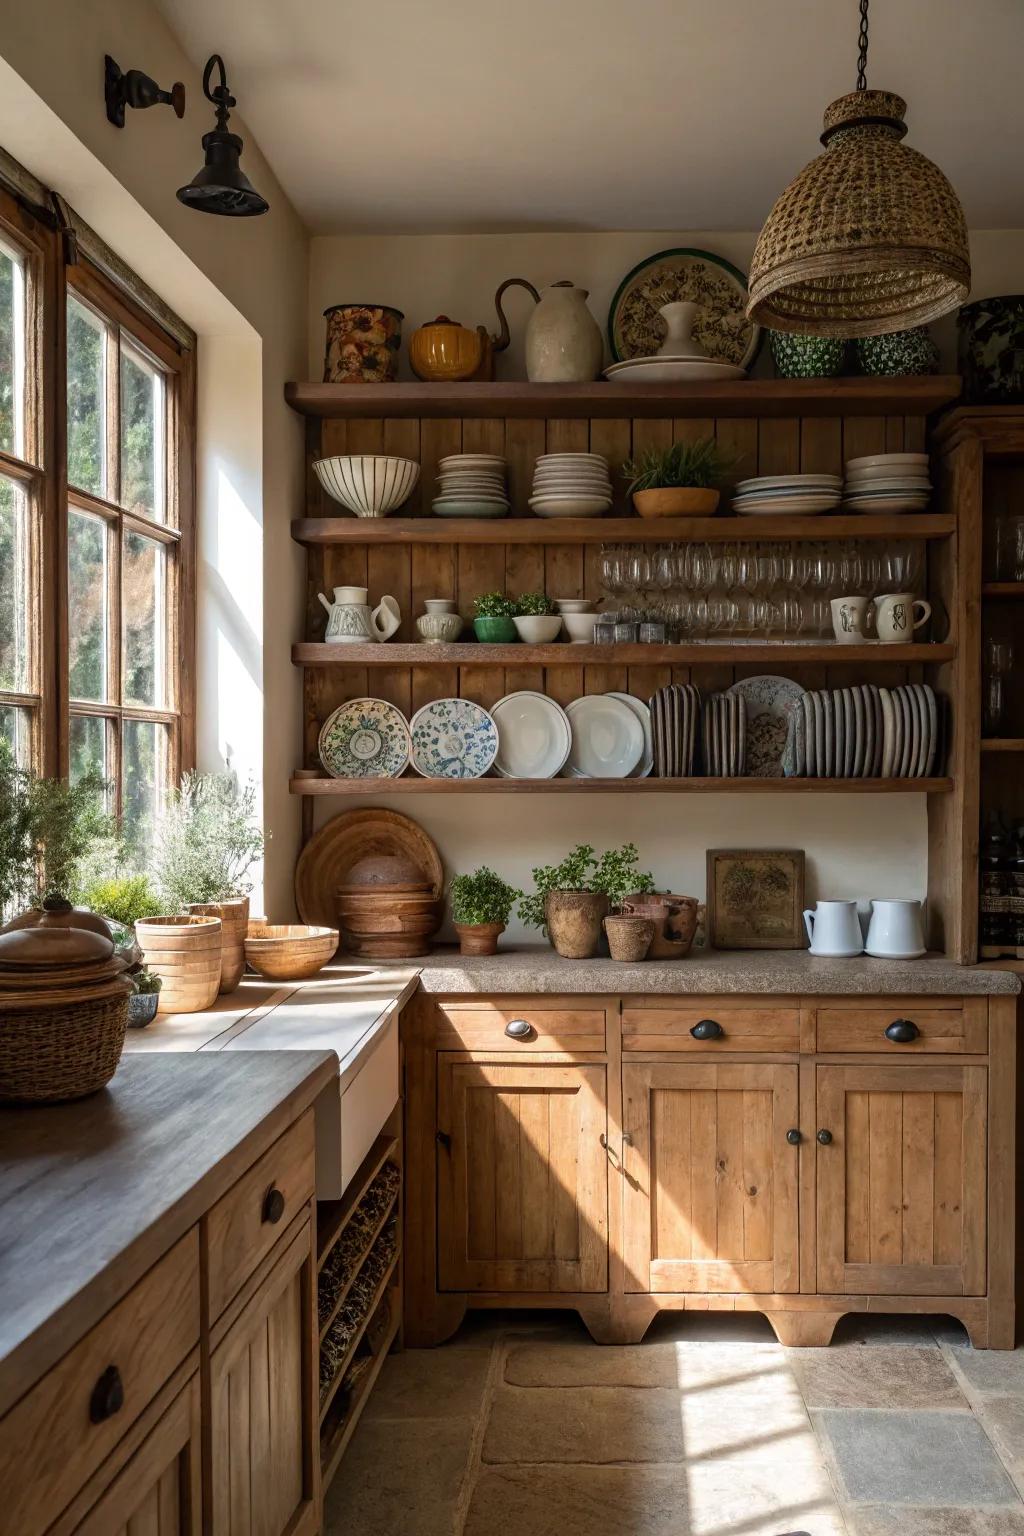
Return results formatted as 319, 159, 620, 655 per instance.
403, 992, 1017, 1349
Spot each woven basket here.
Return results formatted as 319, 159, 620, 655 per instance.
186, 897, 249, 993
135, 915, 223, 1014
0, 985, 131, 1103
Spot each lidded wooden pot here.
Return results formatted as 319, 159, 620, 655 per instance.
335, 852, 443, 959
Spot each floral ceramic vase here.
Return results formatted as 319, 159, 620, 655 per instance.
769, 330, 847, 378
323, 304, 403, 382
958, 297, 1024, 403
856, 326, 938, 377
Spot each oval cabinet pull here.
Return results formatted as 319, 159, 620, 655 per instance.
786, 1128, 802, 1145
262, 1186, 286, 1224
89, 1365, 125, 1425
505, 1019, 534, 1041
817, 1129, 833, 1146
885, 1018, 920, 1044
690, 1018, 724, 1041
436, 1130, 451, 1151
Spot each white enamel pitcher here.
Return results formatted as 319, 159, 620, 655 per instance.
318, 585, 400, 644
803, 900, 864, 957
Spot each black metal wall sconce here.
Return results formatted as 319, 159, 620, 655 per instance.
104, 52, 268, 218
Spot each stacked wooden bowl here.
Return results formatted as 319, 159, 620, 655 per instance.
336, 854, 443, 959
244, 923, 338, 980
134, 914, 223, 1013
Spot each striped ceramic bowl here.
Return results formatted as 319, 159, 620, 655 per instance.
312, 455, 420, 517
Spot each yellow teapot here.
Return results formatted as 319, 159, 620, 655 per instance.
409, 279, 541, 382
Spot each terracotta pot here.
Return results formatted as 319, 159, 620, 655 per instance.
545, 891, 608, 959
603, 915, 655, 962
186, 896, 249, 993
454, 921, 505, 956
632, 487, 720, 519
623, 891, 698, 958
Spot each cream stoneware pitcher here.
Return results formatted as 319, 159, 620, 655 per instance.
318, 585, 400, 644
803, 900, 864, 957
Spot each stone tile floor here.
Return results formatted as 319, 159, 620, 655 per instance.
324, 1311, 1024, 1536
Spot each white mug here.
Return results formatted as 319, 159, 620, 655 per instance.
873, 593, 931, 644
830, 596, 871, 645
865, 898, 926, 959
803, 900, 864, 957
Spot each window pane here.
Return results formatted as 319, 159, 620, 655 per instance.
70, 713, 111, 802
123, 531, 165, 706
0, 475, 30, 692
120, 343, 165, 521
68, 508, 109, 701
67, 295, 107, 497
0, 239, 25, 458
122, 719, 168, 853
0, 703, 31, 765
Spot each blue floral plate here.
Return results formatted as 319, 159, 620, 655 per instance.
318, 698, 411, 779
409, 698, 498, 780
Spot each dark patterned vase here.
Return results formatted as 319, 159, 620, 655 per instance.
958, 297, 1024, 403
769, 330, 847, 378
323, 303, 404, 383
856, 325, 939, 377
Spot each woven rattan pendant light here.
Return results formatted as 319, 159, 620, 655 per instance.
747, 0, 970, 336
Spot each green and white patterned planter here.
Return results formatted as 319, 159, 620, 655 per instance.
856, 326, 939, 377
958, 297, 1024, 403
769, 331, 848, 378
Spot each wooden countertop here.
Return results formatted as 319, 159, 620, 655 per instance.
0, 1051, 336, 1418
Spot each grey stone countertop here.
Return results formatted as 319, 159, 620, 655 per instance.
405, 946, 1021, 995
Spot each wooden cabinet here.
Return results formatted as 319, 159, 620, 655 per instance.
816, 1063, 988, 1297
622, 1063, 799, 1295
68, 1377, 202, 1536
437, 1057, 608, 1293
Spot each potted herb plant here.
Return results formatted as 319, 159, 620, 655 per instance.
519, 842, 654, 959
512, 592, 562, 644
473, 591, 517, 643
449, 866, 521, 955
622, 437, 734, 519
0, 743, 112, 929
127, 969, 163, 1029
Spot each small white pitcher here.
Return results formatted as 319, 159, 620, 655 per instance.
865, 898, 926, 959
803, 900, 864, 957
318, 585, 400, 644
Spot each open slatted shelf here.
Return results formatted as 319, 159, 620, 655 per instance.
293, 641, 954, 668
319, 1300, 402, 1491
319, 1191, 400, 1346
291, 775, 954, 796
318, 1251, 400, 1427
317, 1133, 399, 1270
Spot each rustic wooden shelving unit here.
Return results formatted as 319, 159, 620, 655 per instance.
291, 774, 954, 798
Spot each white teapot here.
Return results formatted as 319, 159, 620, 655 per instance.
318, 585, 400, 644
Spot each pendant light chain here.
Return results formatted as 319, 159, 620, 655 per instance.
856, 0, 870, 90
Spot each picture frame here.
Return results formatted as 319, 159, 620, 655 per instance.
706, 848, 806, 950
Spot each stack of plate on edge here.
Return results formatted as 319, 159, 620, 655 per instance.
701, 693, 748, 777
732, 473, 843, 516
562, 693, 652, 778
650, 684, 701, 777
842, 453, 932, 513
529, 453, 612, 519
433, 454, 510, 518
790, 683, 939, 779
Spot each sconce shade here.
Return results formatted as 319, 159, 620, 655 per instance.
747, 91, 970, 336
176, 54, 268, 218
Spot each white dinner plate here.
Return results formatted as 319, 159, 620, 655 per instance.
528, 495, 612, 517
565, 695, 644, 778
845, 453, 929, 473
491, 691, 572, 780
735, 474, 842, 492
843, 496, 930, 514
606, 692, 654, 777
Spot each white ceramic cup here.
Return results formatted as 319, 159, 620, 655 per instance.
873, 593, 931, 643
803, 900, 864, 957
830, 596, 871, 644
864, 898, 926, 958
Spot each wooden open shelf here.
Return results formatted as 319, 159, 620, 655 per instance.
319, 1299, 401, 1490
319, 1191, 399, 1346
291, 775, 953, 797
981, 739, 1024, 754
319, 1250, 400, 1426
982, 583, 1024, 599
317, 1133, 398, 1270
286, 376, 961, 421
292, 512, 955, 547
293, 640, 954, 668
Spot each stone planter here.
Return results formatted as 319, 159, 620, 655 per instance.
454, 921, 506, 956
127, 991, 160, 1028
186, 896, 249, 992
545, 891, 608, 959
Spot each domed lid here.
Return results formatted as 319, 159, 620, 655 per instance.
0, 925, 114, 969
337, 851, 430, 894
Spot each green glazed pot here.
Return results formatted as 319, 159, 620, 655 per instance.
474, 616, 517, 643
856, 326, 939, 377
769, 330, 848, 378
958, 297, 1024, 403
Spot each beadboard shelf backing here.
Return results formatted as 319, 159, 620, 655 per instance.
293, 641, 955, 668
290, 775, 953, 796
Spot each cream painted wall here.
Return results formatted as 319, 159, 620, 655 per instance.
0, 0, 310, 917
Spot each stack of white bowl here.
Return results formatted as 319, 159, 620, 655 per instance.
842, 453, 932, 513
433, 454, 510, 518
529, 454, 613, 519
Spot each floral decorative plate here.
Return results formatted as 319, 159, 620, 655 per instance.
608, 247, 761, 368
409, 698, 498, 780
318, 698, 411, 780
726, 675, 806, 778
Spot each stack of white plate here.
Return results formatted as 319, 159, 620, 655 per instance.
792, 683, 939, 779
433, 454, 509, 518
842, 453, 932, 513
603, 356, 747, 384
529, 454, 612, 519
732, 474, 843, 516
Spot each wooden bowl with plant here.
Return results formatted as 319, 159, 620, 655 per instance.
449, 867, 521, 955
622, 437, 734, 518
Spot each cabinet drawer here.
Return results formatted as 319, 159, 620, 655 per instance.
205, 1109, 315, 1320
623, 1005, 800, 1052
434, 1002, 605, 1052
816, 1006, 985, 1054
0, 1230, 198, 1536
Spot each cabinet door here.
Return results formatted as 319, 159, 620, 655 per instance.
816, 1064, 987, 1296
622, 1063, 800, 1294
438, 1058, 608, 1293
72, 1376, 201, 1536
209, 1218, 318, 1536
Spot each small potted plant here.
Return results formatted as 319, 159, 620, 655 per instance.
519, 843, 654, 959
449, 866, 521, 955
127, 969, 163, 1029
622, 438, 734, 519
513, 591, 561, 643
473, 591, 517, 643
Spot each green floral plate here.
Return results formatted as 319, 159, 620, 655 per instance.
608, 247, 762, 368
318, 698, 410, 779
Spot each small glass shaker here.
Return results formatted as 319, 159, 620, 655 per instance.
593, 614, 617, 645
984, 637, 1014, 736
639, 619, 666, 644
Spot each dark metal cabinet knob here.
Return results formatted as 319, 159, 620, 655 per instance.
505, 1019, 534, 1040
89, 1365, 124, 1424
786, 1128, 802, 1145
262, 1186, 285, 1224
817, 1129, 833, 1146
436, 1130, 451, 1151
885, 1018, 920, 1044
690, 1019, 724, 1041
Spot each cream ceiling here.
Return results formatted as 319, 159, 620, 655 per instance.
156, 0, 1024, 234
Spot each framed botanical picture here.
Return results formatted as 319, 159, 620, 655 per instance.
706, 848, 806, 950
